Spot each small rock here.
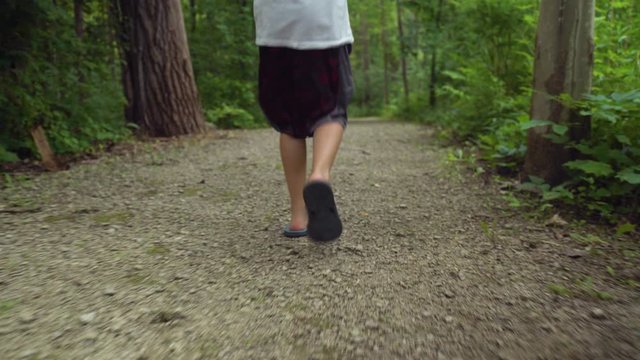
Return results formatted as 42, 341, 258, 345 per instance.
351, 327, 361, 337
151, 309, 186, 324
541, 323, 555, 332
287, 249, 299, 256
398, 204, 408, 209
566, 249, 587, 258
104, 287, 116, 296
620, 268, 640, 281
505, 299, 515, 306
444, 316, 454, 324
545, 214, 568, 227
426, 333, 435, 342
19, 349, 38, 359
82, 329, 99, 343
110, 318, 126, 333
590, 308, 606, 320
18, 311, 36, 324
421, 310, 433, 318
443, 290, 455, 299
79, 312, 96, 325
365, 320, 379, 329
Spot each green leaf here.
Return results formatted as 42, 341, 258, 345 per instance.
616, 135, 631, 145
564, 160, 614, 177
543, 133, 570, 144
616, 223, 636, 236
0, 145, 19, 163
520, 119, 554, 130
552, 124, 568, 135
528, 176, 546, 185
548, 284, 571, 297
616, 167, 640, 184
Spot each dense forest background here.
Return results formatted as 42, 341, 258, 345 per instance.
1, 0, 638, 224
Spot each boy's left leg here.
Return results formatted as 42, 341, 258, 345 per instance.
280, 133, 308, 230
309, 122, 345, 183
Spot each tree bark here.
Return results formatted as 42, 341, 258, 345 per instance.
189, 0, 196, 32
31, 125, 59, 171
74, 0, 85, 38
396, 0, 409, 100
380, 0, 389, 105
360, 17, 371, 106
429, 0, 444, 108
117, 0, 205, 137
524, 0, 594, 185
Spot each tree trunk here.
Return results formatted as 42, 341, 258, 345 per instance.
524, 0, 594, 185
360, 17, 371, 106
429, 0, 444, 108
189, 0, 196, 32
396, 0, 409, 100
117, 0, 205, 137
74, 0, 85, 38
380, 0, 389, 105
31, 125, 59, 171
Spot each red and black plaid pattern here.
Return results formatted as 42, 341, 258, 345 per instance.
258, 46, 341, 138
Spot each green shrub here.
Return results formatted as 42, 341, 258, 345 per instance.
206, 105, 264, 129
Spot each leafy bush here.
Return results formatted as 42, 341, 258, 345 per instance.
206, 105, 263, 129
518, 90, 640, 221
0, 0, 129, 160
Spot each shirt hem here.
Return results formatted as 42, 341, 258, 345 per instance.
255, 37, 354, 50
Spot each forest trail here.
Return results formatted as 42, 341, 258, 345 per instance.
1, 119, 638, 360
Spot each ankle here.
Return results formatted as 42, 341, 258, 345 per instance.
308, 172, 330, 183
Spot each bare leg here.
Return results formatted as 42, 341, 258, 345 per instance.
309, 122, 344, 182
280, 133, 308, 230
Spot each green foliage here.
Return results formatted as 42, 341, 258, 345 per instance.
186, 0, 264, 124
206, 105, 261, 129
548, 283, 572, 297
377, 0, 639, 223
0, 0, 129, 160
576, 276, 614, 300
0, 144, 19, 163
518, 90, 640, 220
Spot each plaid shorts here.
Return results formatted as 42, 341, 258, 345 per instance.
258, 45, 354, 139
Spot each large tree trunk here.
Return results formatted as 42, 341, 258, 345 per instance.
396, 0, 409, 101
360, 17, 371, 107
380, 0, 389, 105
117, 0, 205, 137
189, 0, 196, 32
524, 0, 594, 185
74, 0, 85, 38
429, 0, 444, 108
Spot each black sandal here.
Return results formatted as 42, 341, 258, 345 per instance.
303, 181, 342, 241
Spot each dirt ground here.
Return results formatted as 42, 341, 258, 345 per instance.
1, 119, 638, 360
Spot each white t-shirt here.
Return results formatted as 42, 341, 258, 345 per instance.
254, 0, 354, 50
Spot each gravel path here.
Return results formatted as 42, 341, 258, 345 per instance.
1, 119, 638, 360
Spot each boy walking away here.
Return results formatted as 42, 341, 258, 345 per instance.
254, 0, 355, 242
